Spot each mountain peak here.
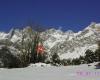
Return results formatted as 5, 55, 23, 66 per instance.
85, 22, 100, 30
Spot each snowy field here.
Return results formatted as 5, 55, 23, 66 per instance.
0, 63, 100, 80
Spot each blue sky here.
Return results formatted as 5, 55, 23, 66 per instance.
0, 0, 100, 32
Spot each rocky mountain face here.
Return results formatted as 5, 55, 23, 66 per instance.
0, 22, 100, 60
42, 22, 100, 59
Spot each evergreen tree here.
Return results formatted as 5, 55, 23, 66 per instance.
72, 58, 81, 65
79, 56, 85, 64
95, 41, 100, 62
95, 49, 100, 61
66, 59, 72, 65
85, 49, 95, 64
51, 53, 60, 66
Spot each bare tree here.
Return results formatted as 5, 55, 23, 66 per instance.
14, 21, 48, 66
27, 23, 46, 63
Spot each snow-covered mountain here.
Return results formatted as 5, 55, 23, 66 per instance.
0, 22, 100, 59
42, 22, 100, 59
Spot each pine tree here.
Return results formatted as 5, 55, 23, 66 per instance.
95, 41, 100, 62
79, 56, 85, 64
95, 49, 100, 61
72, 58, 81, 65
85, 49, 95, 64
66, 59, 72, 65
51, 53, 60, 66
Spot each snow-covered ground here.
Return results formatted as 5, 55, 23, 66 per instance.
0, 63, 100, 80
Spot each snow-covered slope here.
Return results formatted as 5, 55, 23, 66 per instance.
0, 29, 21, 43
0, 63, 100, 80
0, 32, 9, 40
60, 44, 97, 59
